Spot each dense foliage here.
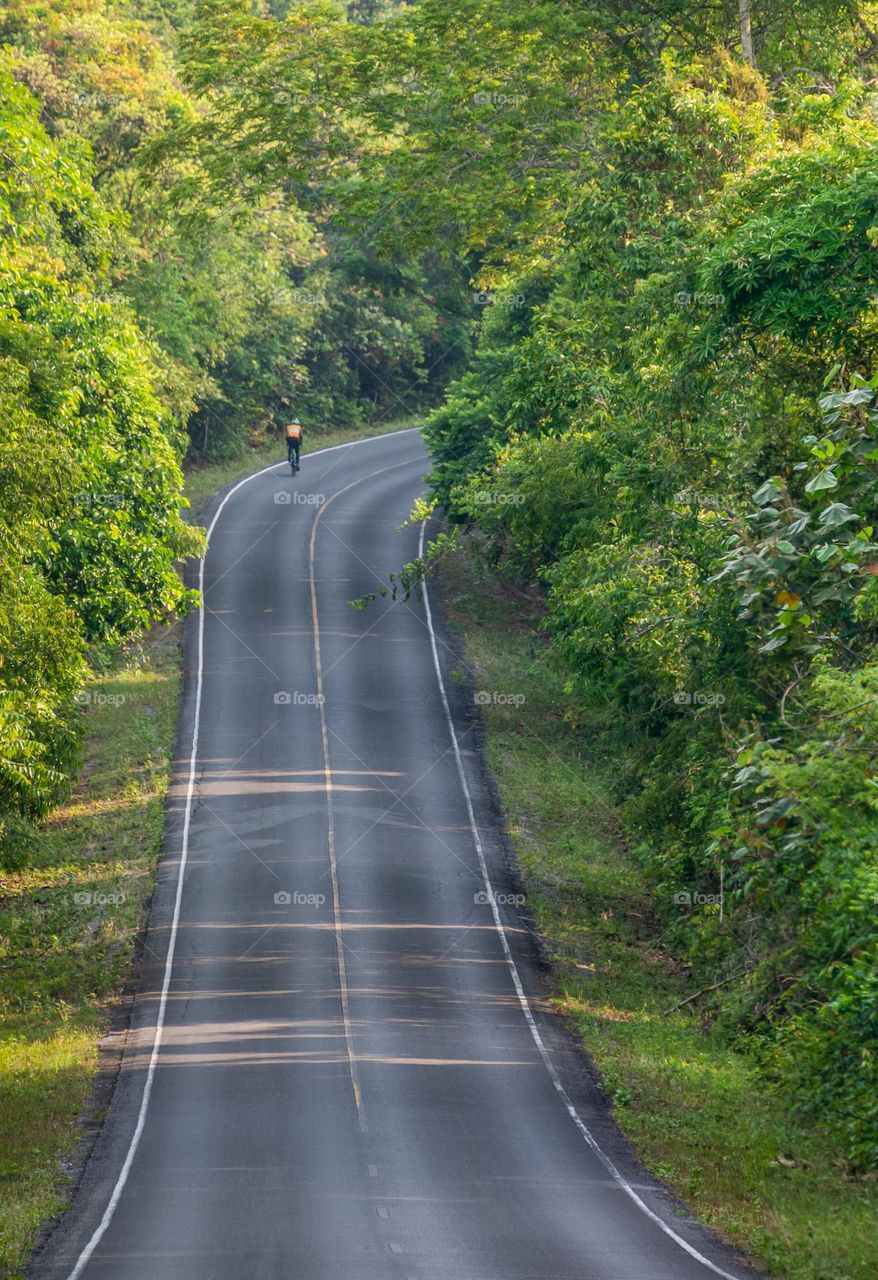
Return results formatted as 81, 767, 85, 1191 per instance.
425, 72, 878, 1163
423, 53, 878, 1168
3, 0, 877, 1170
0, 61, 201, 859
1, 0, 466, 458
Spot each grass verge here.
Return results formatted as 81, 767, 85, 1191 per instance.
0, 629, 179, 1278
438, 539, 877, 1280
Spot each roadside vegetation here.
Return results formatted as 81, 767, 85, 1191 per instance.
440, 541, 878, 1280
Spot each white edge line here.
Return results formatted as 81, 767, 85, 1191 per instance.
417, 521, 746, 1280
63, 425, 419, 1280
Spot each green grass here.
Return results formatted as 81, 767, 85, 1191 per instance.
439, 540, 878, 1280
183, 416, 421, 514
0, 629, 179, 1277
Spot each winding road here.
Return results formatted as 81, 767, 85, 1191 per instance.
34, 428, 759, 1280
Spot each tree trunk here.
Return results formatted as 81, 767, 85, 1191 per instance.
739, 0, 757, 67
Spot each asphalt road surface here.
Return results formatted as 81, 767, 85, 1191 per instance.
34, 429, 760, 1280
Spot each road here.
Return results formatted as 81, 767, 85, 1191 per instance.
34, 428, 758, 1280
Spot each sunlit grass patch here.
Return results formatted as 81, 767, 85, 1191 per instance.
0, 635, 179, 1277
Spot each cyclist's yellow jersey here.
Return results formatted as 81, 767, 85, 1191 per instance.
285, 423, 302, 441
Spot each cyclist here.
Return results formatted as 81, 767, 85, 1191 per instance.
285, 418, 303, 472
